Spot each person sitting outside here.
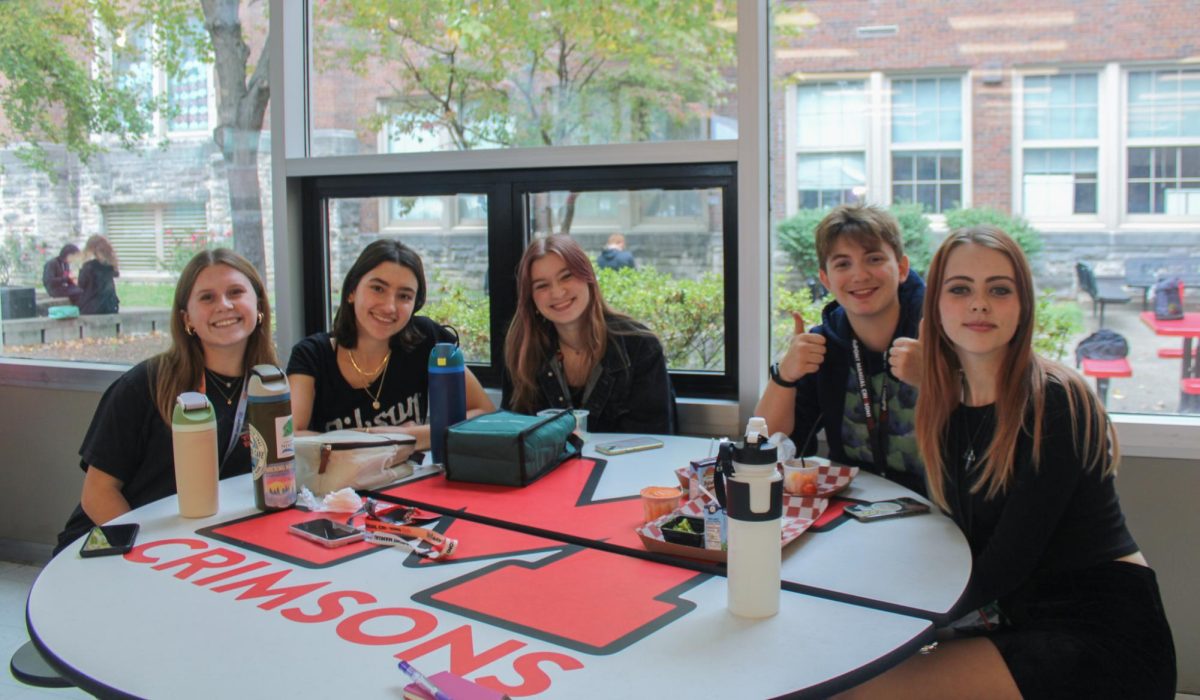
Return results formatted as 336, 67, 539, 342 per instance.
595, 232, 636, 271
43, 243, 83, 306
77, 234, 121, 315
754, 203, 926, 494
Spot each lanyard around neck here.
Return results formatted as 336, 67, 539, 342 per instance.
851, 337, 890, 474
199, 372, 249, 474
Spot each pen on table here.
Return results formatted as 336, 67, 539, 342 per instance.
398, 659, 451, 700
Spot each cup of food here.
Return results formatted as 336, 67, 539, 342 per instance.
782, 460, 821, 496
640, 486, 682, 523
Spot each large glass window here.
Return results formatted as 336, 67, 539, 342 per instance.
311, 3, 737, 156
0, 3, 269, 367
301, 165, 738, 396
1127, 69, 1200, 215
1021, 73, 1099, 216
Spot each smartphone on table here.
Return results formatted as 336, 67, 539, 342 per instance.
288, 518, 365, 547
594, 436, 665, 456
844, 497, 930, 523
79, 523, 140, 558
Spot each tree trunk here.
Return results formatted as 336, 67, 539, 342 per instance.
201, 0, 270, 275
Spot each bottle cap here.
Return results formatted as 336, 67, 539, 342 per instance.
173, 392, 214, 427
745, 416, 768, 443
429, 342, 465, 370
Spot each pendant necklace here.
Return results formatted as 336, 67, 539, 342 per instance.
347, 349, 391, 378
961, 408, 990, 473
360, 354, 390, 411
205, 369, 244, 406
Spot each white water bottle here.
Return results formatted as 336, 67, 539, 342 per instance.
715, 417, 782, 618
172, 392, 219, 518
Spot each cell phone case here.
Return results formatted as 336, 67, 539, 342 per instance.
845, 498, 929, 522
79, 524, 139, 557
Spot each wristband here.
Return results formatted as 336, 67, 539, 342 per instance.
769, 362, 801, 388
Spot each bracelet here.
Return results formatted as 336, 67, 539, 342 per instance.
769, 362, 801, 388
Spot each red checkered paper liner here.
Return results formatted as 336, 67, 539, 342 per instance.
637, 493, 829, 562
674, 460, 857, 498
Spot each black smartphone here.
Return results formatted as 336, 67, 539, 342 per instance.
79, 523, 140, 558
595, 436, 665, 456
288, 518, 365, 547
844, 497, 931, 523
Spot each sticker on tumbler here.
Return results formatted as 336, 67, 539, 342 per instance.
276, 415, 294, 458
249, 423, 268, 480
263, 461, 296, 508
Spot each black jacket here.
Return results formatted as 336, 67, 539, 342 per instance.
78, 260, 120, 315
502, 317, 677, 435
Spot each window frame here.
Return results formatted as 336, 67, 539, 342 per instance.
1013, 68, 1105, 224
1122, 66, 1200, 223
886, 74, 968, 215
299, 163, 740, 397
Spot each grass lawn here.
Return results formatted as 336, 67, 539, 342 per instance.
116, 280, 175, 308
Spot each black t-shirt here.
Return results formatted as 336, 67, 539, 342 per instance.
56, 359, 250, 552
286, 316, 455, 432
944, 379, 1138, 616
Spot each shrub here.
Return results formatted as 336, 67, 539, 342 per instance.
0, 234, 51, 286
943, 207, 1042, 257
1034, 289, 1083, 362
423, 272, 492, 364
599, 266, 726, 371
771, 284, 826, 359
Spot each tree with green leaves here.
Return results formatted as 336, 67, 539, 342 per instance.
0, 0, 271, 273
317, 0, 736, 232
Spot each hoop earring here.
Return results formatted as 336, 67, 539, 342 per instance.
257, 312, 264, 326
185, 325, 195, 336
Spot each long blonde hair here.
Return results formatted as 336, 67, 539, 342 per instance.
152, 249, 278, 424
504, 235, 621, 413
916, 225, 1119, 511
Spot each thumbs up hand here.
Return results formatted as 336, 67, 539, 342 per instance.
888, 317, 925, 387
776, 311, 826, 385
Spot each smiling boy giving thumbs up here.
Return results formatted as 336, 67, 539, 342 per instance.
754, 204, 927, 495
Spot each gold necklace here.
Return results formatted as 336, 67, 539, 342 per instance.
347, 348, 391, 378
205, 369, 243, 406
361, 355, 390, 410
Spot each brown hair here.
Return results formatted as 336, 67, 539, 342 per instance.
83, 234, 119, 270
916, 225, 1118, 511
504, 234, 634, 412
814, 204, 903, 271
332, 239, 428, 352
153, 249, 278, 424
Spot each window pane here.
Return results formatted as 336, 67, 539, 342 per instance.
1075, 182, 1097, 214
524, 187, 726, 372
312, 4, 737, 155
0, 3, 270, 367
1128, 182, 1151, 213
940, 184, 962, 210
1128, 147, 1152, 179
890, 150, 960, 213
327, 197, 491, 364
797, 81, 867, 148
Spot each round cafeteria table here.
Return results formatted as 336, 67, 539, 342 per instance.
26, 438, 966, 699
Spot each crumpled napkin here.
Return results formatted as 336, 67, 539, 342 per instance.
295, 486, 364, 513
767, 432, 797, 463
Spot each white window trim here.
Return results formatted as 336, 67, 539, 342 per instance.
1012, 67, 1105, 225
1120, 64, 1200, 226
885, 73, 970, 213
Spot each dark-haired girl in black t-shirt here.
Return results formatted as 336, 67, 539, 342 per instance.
56, 249, 278, 553
838, 227, 1175, 699
287, 240, 493, 448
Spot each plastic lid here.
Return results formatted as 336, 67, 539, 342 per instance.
173, 392, 214, 426
731, 438, 777, 465
745, 416, 768, 443
428, 342, 465, 369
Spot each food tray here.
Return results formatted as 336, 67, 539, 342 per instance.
636, 493, 827, 563
674, 458, 858, 498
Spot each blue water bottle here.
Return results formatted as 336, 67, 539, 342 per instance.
428, 342, 466, 465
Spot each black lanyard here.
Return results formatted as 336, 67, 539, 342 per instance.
851, 337, 890, 475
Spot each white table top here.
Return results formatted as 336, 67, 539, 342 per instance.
30, 475, 932, 699
580, 434, 972, 620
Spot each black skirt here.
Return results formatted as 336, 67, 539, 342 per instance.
988, 560, 1176, 699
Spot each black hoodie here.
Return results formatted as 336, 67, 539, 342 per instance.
788, 270, 926, 495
